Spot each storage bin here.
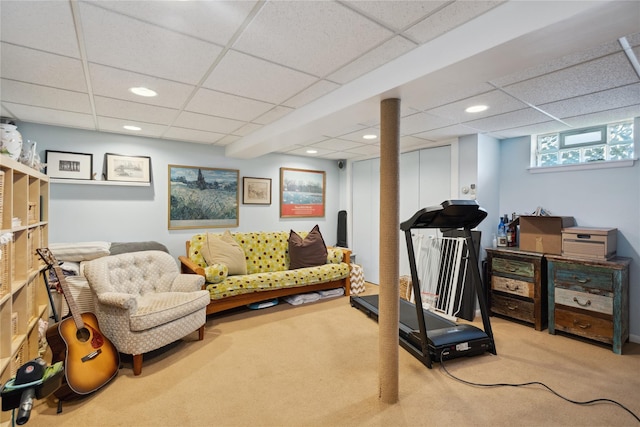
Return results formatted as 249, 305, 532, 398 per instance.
562, 227, 617, 260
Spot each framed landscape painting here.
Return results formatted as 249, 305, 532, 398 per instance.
104, 153, 151, 182
243, 177, 271, 205
168, 165, 239, 229
280, 167, 325, 218
45, 150, 93, 180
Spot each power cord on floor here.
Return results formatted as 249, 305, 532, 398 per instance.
438, 350, 640, 424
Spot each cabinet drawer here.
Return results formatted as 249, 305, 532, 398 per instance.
491, 293, 535, 323
492, 257, 534, 278
491, 276, 533, 298
553, 264, 613, 291
554, 307, 613, 344
555, 288, 612, 315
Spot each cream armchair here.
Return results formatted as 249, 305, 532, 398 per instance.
84, 250, 210, 375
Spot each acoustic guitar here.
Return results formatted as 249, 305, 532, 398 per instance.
37, 248, 119, 400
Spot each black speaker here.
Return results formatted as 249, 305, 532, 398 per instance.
337, 210, 347, 247
338, 160, 345, 169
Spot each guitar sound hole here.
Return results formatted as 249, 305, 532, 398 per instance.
76, 327, 91, 342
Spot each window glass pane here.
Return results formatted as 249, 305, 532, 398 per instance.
584, 146, 605, 162
560, 150, 580, 164
538, 134, 558, 152
609, 122, 633, 144
539, 152, 558, 166
564, 130, 603, 146
609, 143, 634, 160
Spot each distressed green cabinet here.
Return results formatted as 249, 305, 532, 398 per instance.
547, 255, 630, 354
486, 248, 547, 331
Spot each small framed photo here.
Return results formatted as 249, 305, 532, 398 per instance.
104, 153, 151, 183
243, 177, 271, 205
45, 150, 93, 180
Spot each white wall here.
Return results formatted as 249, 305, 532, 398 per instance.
18, 122, 342, 259
500, 135, 640, 342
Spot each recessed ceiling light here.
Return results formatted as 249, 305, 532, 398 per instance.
306, 149, 318, 154
363, 134, 377, 140
465, 105, 488, 113
123, 125, 141, 131
129, 87, 157, 97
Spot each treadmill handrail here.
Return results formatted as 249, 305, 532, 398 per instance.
400, 200, 487, 231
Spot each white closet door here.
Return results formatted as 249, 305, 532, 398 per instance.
352, 146, 451, 285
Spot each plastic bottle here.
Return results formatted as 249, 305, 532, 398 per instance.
497, 216, 507, 246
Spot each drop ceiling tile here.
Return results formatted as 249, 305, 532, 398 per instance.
232, 1, 393, 76
286, 146, 336, 158
0, 1, 79, 58
173, 111, 244, 134
414, 123, 485, 141
322, 123, 368, 138
504, 53, 639, 105
540, 84, 640, 119
562, 105, 640, 130
336, 128, 379, 144
344, 1, 448, 32
405, 1, 504, 44
464, 108, 552, 132
253, 105, 295, 126
283, 80, 340, 109
78, 2, 222, 84
91, 0, 258, 46
163, 127, 225, 145
3, 102, 95, 129
88, 64, 195, 109
492, 120, 563, 139
94, 97, 178, 124
233, 122, 262, 137
97, 116, 167, 138
400, 135, 436, 150
491, 38, 625, 87
1, 80, 91, 113
428, 89, 526, 123
401, 112, 457, 135
327, 36, 417, 85
0, 43, 86, 91
203, 50, 317, 104
217, 135, 241, 146
186, 88, 274, 122
344, 144, 381, 156
311, 138, 366, 151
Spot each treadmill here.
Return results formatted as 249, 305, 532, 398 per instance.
351, 200, 496, 368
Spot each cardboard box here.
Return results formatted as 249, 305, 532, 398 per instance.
519, 215, 575, 254
562, 227, 617, 260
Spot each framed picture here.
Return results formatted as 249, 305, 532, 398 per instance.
280, 167, 325, 218
104, 153, 151, 182
243, 177, 271, 205
168, 165, 239, 230
45, 150, 93, 180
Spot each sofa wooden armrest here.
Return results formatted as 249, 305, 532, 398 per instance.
179, 255, 205, 277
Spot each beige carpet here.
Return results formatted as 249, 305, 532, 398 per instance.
24, 284, 640, 426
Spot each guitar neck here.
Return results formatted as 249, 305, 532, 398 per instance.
52, 265, 85, 330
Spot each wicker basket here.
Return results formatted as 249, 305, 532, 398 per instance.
0, 242, 8, 298
28, 201, 37, 224
399, 275, 412, 301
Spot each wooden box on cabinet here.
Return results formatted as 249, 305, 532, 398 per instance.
547, 254, 630, 354
486, 248, 547, 331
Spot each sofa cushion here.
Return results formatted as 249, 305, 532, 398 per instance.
288, 225, 328, 269
201, 231, 247, 275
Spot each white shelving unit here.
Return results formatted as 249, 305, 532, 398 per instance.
50, 178, 150, 187
0, 156, 50, 425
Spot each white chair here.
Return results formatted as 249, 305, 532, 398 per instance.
84, 250, 210, 375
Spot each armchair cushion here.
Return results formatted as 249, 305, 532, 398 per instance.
130, 291, 210, 331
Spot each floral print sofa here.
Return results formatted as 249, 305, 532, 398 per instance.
178, 231, 351, 315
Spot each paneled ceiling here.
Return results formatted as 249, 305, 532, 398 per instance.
1, 1, 639, 161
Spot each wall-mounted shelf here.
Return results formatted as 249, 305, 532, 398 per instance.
50, 178, 150, 187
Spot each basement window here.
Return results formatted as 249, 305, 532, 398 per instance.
533, 120, 635, 168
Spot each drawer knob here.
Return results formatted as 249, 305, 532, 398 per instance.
573, 296, 591, 307
507, 304, 518, 311
506, 284, 520, 291
573, 319, 592, 329
573, 275, 591, 284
